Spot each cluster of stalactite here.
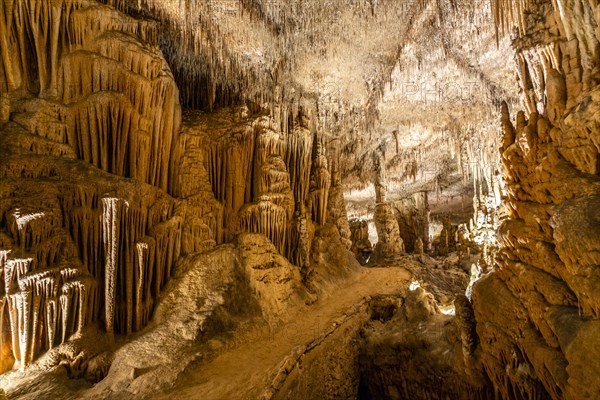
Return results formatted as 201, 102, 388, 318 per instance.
0, 172, 184, 372
0, 203, 97, 372
94, 195, 182, 338
471, 1, 600, 399
0, 0, 181, 192
93, 0, 507, 182
168, 112, 228, 257
0, 0, 360, 381
238, 131, 294, 255
462, 170, 504, 271
171, 109, 339, 266
0, 0, 189, 372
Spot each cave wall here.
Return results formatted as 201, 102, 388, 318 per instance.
473, 1, 600, 398
0, 0, 186, 372
0, 0, 350, 374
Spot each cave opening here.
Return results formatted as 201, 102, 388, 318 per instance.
0, 0, 599, 399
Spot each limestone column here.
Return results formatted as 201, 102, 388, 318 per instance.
327, 138, 352, 249
372, 149, 404, 261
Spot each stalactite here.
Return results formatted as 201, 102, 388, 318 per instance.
238, 200, 289, 256
236, 126, 295, 257
0, 0, 180, 192
201, 123, 255, 239
101, 198, 124, 339
0, 245, 97, 371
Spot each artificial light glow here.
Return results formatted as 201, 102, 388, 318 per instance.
439, 304, 456, 316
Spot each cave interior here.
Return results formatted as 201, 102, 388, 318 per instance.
0, 0, 599, 399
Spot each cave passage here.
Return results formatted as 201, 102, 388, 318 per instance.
0, 1, 599, 399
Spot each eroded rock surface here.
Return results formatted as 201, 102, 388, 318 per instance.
0, 0, 599, 399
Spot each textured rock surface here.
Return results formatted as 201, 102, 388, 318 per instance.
394, 192, 430, 254
0, 0, 599, 399
471, 2, 600, 399
371, 203, 405, 261
349, 219, 373, 265
0, 0, 353, 376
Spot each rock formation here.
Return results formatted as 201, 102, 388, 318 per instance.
394, 192, 430, 254
469, 2, 600, 399
0, 0, 354, 376
349, 219, 373, 265
0, 0, 599, 399
371, 149, 405, 261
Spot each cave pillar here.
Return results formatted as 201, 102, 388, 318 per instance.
372, 150, 404, 261
373, 148, 387, 204
326, 138, 352, 249
309, 134, 331, 226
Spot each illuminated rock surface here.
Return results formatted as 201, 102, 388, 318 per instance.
0, 0, 598, 399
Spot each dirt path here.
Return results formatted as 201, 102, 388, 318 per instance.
158, 266, 413, 400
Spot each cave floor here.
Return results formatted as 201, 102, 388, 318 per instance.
2, 264, 416, 400
155, 265, 413, 400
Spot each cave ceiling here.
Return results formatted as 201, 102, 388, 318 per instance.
127, 0, 519, 204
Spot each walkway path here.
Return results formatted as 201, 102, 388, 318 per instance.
159, 266, 413, 400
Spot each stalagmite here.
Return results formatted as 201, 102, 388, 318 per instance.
371, 149, 404, 261
326, 138, 353, 249
349, 219, 372, 265
309, 137, 331, 226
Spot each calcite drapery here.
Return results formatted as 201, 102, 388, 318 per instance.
0, 193, 98, 371
169, 109, 326, 268
0, 0, 184, 371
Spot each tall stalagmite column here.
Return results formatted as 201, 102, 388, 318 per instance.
372, 149, 404, 261
327, 138, 352, 249
309, 135, 331, 226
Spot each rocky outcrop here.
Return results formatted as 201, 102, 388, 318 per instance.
472, 2, 600, 399
394, 191, 430, 254
359, 285, 489, 400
